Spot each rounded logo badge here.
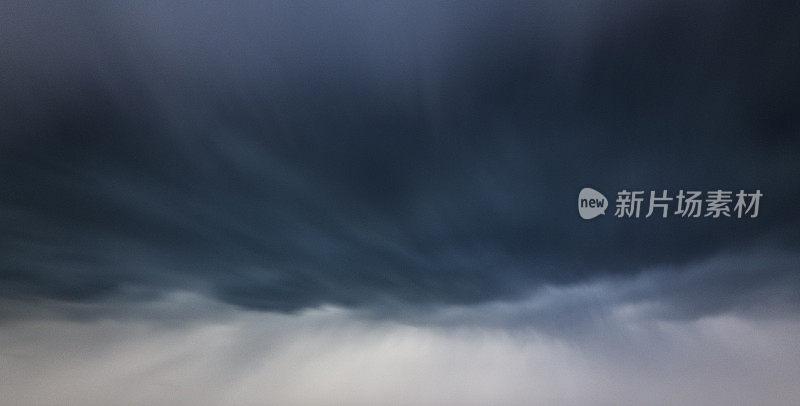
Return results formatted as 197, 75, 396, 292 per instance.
578, 188, 607, 220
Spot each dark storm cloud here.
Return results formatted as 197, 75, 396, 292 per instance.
1, 0, 799, 314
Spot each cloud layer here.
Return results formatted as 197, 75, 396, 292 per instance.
1, 1, 799, 404
3, 287, 800, 406
1, 0, 799, 312
2, 247, 799, 404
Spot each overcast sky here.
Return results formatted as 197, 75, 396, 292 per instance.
1, 1, 799, 405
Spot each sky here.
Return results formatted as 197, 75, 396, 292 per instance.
1, 1, 799, 405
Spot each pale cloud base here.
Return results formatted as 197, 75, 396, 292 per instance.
2, 292, 799, 406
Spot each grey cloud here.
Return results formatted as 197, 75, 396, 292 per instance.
1, 292, 800, 406
0, 0, 799, 313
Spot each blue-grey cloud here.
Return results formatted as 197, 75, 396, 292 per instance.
0, 0, 798, 315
